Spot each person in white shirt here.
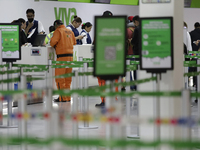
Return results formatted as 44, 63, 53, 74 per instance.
184, 22, 192, 53
80, 22, 92, 44
25, 8, 45, 44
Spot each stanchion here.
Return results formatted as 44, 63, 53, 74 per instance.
0, 30, 3, 126
7, 62, 13, 126
125, 60, 131, 116
127, 60, 139, 139
44, 60, 53, 150
197, 59, 200, 135
184, 64, 188, 89
18, 69, 27, 150
153, 73, 161, 147
78, 57, 83, 112
79, 62, 98, 129
0, 62, 17, 128
72, 70, 79, 150
181, 89, 191, 141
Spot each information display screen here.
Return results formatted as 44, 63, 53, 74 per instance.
142, 0, 171, 3
0, 23, 21, 61
140, 17, 173, 72
94, 16, 126, 79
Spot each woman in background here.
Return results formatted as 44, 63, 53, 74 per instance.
80, 22, 92, 44
66, 15, 84, 44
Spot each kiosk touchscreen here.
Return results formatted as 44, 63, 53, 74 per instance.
139, 17, 173, 73
94, 16, 126, 80
0, 23, 21, 62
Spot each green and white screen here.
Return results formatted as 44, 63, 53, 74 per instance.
0, 24, 21, 60
94, 16, 126, 76
140, 17, 173, 69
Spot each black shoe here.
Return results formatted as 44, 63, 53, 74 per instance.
54, 97, 60, 102
95, 102, 105, 107
54, 97, 69, 102
121, 87, 126, 92
195, 99, 198, 103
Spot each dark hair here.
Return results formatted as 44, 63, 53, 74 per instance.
11, 20, 19, 23
132, 15, 140, 23
53, 20, 63, 26
49, 25, 55, 32
26, 9, 35, 14
102, 11, 113, 16
18, 18, 25, 24
81, 22, 92, 30
194, 22, 200, 28
72, 15, 82, 23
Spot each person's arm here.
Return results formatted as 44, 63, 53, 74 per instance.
50, 30, 60, 48
38, 21, 45, 34
81, 32, 87, 44
71, 32, 77, 45
25, 22, 33, 35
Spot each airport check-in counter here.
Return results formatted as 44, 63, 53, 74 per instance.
14, 45, 98, 91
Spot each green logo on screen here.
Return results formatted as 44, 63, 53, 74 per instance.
54, 7, 77, 26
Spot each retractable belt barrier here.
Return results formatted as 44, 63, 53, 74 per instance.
0, 137, 199, 148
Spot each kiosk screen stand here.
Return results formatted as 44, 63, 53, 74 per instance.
94, 16, 126, 80
139, 17, 173, 73
0, 23, 21, 62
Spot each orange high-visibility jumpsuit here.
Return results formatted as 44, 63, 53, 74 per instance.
50, 25, 76, 102
97, 77, 118, 103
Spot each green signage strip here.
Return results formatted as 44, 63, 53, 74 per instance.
140, 17, 173, 72
184, 61, 196, 65
94, 16, 126, 79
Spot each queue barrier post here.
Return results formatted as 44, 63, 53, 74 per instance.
79, 61, 98, 129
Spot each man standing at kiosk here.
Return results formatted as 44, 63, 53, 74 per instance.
50, 20, 76, 102
25, 8, 45, 44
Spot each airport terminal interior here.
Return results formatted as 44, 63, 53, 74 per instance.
1, 0, 200, 150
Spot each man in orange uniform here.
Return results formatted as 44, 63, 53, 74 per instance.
50, 20, 76, 102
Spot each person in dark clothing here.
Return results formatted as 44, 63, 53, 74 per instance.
12, 19, 27, 46
129, 15, 140, 91
25, 8, 45, 44
190, 22, 200, 51
131, 15, 140, 55
189, 22, 200, 88
18, 18, 27, 46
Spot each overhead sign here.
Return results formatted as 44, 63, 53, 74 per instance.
94, 16, 126, 80
140, 17, 173, 73
0, 23, 21, 62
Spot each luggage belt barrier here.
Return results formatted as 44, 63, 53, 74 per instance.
0, 137, 198, 148
0, 111, 199, 127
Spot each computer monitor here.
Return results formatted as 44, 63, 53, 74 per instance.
32, 34, 46, 47
0, 23, 21, 62
95, 0, 110, 3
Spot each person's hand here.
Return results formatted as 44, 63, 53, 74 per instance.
196, 40, 200, 46
27, 22, 33, 29
128, 38, 132, 43
77, 35, 84, 39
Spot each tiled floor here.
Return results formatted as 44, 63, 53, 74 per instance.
0, 95, 139, 150
0, 76, 199, 150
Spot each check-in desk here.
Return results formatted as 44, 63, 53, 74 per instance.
14, 45, 98, 91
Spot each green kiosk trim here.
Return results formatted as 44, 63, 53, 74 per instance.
139, 17, 174, 73
94, 16, 126, 80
